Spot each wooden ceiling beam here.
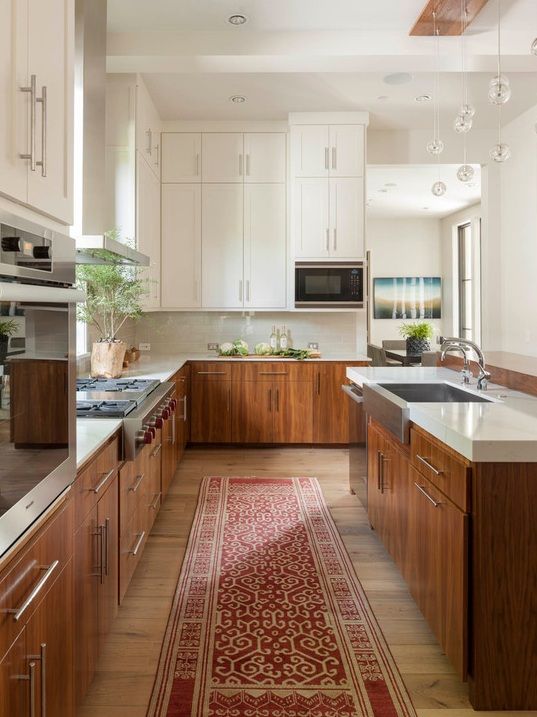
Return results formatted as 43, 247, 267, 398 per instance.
410, 0, 491, 36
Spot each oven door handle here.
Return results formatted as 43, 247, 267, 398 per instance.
0, 282, 86, 304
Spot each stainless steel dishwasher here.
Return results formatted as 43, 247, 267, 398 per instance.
342, 383, 367, 507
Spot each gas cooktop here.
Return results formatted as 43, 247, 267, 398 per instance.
76, 378, 159, 393
76, 400, 137, 418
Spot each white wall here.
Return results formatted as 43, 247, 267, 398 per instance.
366, 217, 443, 346
498, 103, 537, 356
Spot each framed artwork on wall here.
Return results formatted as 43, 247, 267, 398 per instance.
373, 277, 442, 319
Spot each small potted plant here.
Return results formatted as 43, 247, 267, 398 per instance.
399, 321, 434, 355
0, 318, 17, 363
77, 234, 147, 378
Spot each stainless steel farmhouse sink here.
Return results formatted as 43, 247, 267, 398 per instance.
362, 382, 494, 443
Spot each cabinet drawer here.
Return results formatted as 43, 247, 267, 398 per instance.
119, 450, 149, 539
0, 497, 73, 661
410, 427, 470, 511
119, 512, 148, 602
75, 436, 120, 524
191, 362, 232, 381
231, 362, 314, 382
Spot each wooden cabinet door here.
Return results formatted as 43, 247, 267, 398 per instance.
202, 184, 244, 308
161, 132, 201, 183
291, 125, 329, 177
0, 0, 28, 205
161, 412, 176, 498
202, 133, 243, 182
273, 381, 313, 443
231, 380, 274, 443
328, 125, 364, 178
293, 178, 329, 259
26, 560, 74, 717
244, 132, 286, 183
27, 0, 74, 224
0, 630, 28, 717
329, 178, 365, 259
137, 152, 161, 308
244, 183, 286, 309
161, 183, 201, 308
74, 507, 99, 705
97, 478, 118, 652
313, 363, 351, 444
408, 466, 468, 679
190, 380, 231, 443
367, 423, 384, 533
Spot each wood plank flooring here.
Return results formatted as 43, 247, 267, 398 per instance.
78, 447, 536, 717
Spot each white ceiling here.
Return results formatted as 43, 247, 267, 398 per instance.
367, 164, 481, 218
107, 0, 537, 129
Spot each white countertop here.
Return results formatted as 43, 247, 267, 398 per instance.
346, 366, 537, 462
75, 352, 370, 468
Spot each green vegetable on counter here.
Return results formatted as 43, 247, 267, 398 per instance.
271, 347, 313, 361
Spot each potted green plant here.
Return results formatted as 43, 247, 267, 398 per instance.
399, 321, 434, 355
0, 318, 17, 363
76, 235, 147, 378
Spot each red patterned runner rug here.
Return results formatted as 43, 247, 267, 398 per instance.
147, 477, 416, 717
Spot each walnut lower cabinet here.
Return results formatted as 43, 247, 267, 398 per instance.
190, 363, 232, 443
313, 362, 368, 443
0, 495, 75, 717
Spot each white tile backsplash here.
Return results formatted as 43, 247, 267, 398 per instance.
134, 311, 366, 355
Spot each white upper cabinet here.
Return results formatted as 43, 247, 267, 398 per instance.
329, 178, 364, 258
202, 184, 244, 309
291, 125, 330, 178
161, 183, 201, 309
161, 133, 201, 183
0, 0, 74, 224
137, 153, 161, 309
202, 133, 244, 183
136, 77, 161, 179
293, 178, 330, 259
244, 184, 286, 309
243, 133, 286, 183
329, 125, 364, 178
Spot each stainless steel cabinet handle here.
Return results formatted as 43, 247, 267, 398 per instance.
416, 454, 443, 476
332, 146, 337, 170
150, 493, 161, 511
129, 472, 145, 493
197, 371, 226, 375
20, 74, 37, 171
104, 518, 109, 577
414, 482, 441, 507
259, 371, 288, 375
184, 395, 188, 423
172, 412, 176, 445
130, 531, 145, 556
151, 443, 162, 458
27, 644, 46, 717
326, 228, 330, 251
333, 228, 337, 251
324, 147, 329, 170
36, 85, 47, 177
380, 456, 390, 493
6, 561, 59, 621
99, 524, 105, 584
93, 468, 115, 494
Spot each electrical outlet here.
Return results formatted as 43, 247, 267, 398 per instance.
207, 342, 220, 351
139, 343, 151, 351
308, 342, 319, 350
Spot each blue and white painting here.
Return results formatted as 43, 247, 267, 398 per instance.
373, 277, 442, 319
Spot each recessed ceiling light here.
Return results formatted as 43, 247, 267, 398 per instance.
229, 95, 247, 103
415, 94, 432, 102
228, 13, 248, 25
383, 72, 413, 86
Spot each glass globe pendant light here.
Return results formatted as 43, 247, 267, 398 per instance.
489, 106, 511, 163
454, 114, 473, 133
454, 3, 475, 134
432, 180, 447, 196
488, 0, 511, 106
457, 164, 475, 182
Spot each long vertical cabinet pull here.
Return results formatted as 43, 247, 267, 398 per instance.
20, 75, 37, 170
36, 85, 47, 177
104, 518, 110, 577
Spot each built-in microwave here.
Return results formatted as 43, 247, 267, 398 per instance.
295, 262, 365, 308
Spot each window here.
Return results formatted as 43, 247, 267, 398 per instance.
458, 222, 473, 340
76, 320, 88, 356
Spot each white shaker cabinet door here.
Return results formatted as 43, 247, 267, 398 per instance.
244, 184, 286, 309
329, 125, 365, 178
329, 177, 364, 259
202, 133, 244, 183
161, 133, 201, 183
243, 133, 286, 183
0, 0, 28, 205
137, 153, 161, 309
27, 0, 74, 224
161, 184, 202, 308
202, 184, 244, 309
290, 125, 329, 178
293, 178, 329, 259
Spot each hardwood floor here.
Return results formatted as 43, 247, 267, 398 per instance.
78, 447, 536, 717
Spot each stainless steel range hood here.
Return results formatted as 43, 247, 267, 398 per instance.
74, 0, 149, 267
